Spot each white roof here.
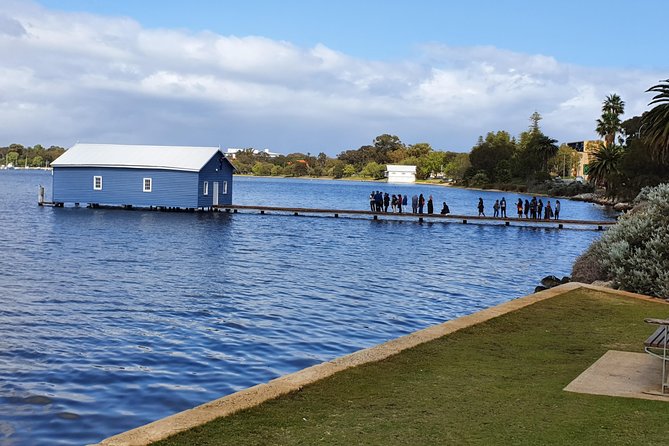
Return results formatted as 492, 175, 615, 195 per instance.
386, 164, 416, 173
51, 143, 228, 172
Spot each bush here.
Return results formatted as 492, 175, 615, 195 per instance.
571, 243, 609, 284
469, 171, 490, 187
572, 183, 669, 298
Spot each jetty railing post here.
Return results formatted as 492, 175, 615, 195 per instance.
38, 185, 45, 206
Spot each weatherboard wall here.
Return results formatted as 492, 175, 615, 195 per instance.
196, 154, 234, 207
52, 167, 199, 207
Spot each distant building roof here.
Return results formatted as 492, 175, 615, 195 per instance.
386, 164, 416, 172
51, 143, 231, 172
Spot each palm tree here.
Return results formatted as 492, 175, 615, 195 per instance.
603, 94, 625, 116
642, 79, 669, 165
587, 143, 623, 194
596, 111, 622, 146
596, 94, 625, 146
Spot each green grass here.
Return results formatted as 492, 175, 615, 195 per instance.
154, 289, 669, 445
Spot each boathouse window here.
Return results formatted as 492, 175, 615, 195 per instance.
93, 176, 102, 190
203, 181, 209, 195
222, 181, 228, 194
143, 178, 152, 192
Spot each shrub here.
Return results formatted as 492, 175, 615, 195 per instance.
571, 243, 609, 284
469, 171, 490, 187
572, 183, 669, 298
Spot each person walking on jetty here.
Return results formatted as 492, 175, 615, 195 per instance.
517, 199, 523, 218
383, 192, 390, 212
418, 194, 425, 214
411, 194, 418, 213
500, 197, 507, 218
391, 194, 397, 213
537, 199, 544, 220
403, 194, 408, 211
397, 194, 403, 213
477, 198, 485, 216
524, 199, 530, 218
440, 201, 450, 214
554, 200, 561, 219
427, 195, 434, 214
493, 199, 500, 218
369, 192, 375, 211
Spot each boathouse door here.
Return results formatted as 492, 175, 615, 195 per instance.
212, 182, 219, 206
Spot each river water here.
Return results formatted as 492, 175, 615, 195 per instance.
0, 171, 615, 445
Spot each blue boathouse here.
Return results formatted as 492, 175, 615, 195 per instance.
51, 143, 235, 209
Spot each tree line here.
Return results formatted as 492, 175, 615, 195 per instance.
1, 144, 66, 168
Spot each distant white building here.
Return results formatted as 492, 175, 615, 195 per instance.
386, 165, 416, 183
225, 148, 282, 159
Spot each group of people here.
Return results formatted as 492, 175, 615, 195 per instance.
477, 197, 561, 220
368, 191, 561, 220
369, 191, 450, 215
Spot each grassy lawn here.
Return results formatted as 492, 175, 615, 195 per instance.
154, 289, 669, 445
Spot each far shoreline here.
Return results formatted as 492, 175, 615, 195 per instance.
233, 174, 614, 205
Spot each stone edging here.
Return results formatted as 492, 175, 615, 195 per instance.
94, 282, 666, 445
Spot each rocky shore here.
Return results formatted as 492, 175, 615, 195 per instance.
571, 193, 633, 212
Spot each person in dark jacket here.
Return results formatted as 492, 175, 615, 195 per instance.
427, 195, 434, 214
477, 198, 485, 216
418, 194, 425, 214
440, 201, 450, 214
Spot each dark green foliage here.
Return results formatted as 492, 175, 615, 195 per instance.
468, 131, 515, 180
586, 143, 624, 196
642, 79, 669, 165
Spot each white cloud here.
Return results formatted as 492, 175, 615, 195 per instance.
0, 1, 663, 153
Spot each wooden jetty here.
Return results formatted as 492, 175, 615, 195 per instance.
215, 204, 616, 230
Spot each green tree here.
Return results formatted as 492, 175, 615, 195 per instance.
587, 143, 624, 195
469, 131, 515, 180
360, 161, 386, 179
327, 160, 345, 178
406, 142, 432, 158
252, 161, 273, 176
642, 79, 669, 165
31, 155, 44, 167
529, 111, 542, 133
443, 153, 471, 181
549, 145, 581, 177
270, 165, 284, 176
6, 151, 19, 165
596, 94, 625, 146
420, 151, 453, 178
343, 164, 357, 177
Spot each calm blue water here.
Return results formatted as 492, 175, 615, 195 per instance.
0, 171, 614, 445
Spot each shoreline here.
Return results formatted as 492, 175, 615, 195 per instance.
234, 174, 618, 207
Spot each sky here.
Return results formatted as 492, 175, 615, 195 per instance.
1, 0, 667, 155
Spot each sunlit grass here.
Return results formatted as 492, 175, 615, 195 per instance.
155, 289, 669, 445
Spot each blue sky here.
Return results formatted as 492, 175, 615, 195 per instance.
2, 1, 667, 154
37, 0, 667, 69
